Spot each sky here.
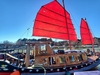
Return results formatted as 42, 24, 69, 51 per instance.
0, 0, 100, 43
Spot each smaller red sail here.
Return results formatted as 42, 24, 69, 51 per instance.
80, 18, 94, 45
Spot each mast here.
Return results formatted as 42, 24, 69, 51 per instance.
62, 0, 72, 50
85, 18, 95, 53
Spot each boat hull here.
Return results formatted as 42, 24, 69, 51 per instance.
21, 72, 65, 75
0, 57, 100, 75
0, 72, 12, 75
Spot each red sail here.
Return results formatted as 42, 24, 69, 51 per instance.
80, 18, 94, 45
33, 0, 77, 41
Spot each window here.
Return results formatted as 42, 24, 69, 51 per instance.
41, 44, 46, 50
49, 57, 56, 65
77, 54, 83, 61
59, 56, 66, 64
69, 55, 75, 62
38, 44, 46, 53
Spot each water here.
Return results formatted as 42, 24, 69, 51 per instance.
96, 64, 100, 70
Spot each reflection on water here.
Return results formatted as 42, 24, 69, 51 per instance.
96, 64, 100, 70
90, 64, 100, 71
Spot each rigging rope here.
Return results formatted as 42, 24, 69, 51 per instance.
18, 21, 34, 40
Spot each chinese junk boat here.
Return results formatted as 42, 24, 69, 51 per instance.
0, 0, 100, 75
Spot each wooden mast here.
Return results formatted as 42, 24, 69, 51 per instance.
25, 44, 30, 67
62, 0, 72, 50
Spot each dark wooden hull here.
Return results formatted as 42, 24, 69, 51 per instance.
0, 72, 12, 75
0, 57, 100, 75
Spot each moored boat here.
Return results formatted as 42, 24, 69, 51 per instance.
0, 0, 100, 75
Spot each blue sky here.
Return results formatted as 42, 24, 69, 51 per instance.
0, 0, 100, 43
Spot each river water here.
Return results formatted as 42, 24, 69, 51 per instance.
96, 64, 100, 70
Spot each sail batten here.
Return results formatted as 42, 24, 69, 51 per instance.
33, 0, 77, 41
35, 20, 74, 29
38, 13, 65, 23
34, 27, 76, 35
42, 6, 69, 18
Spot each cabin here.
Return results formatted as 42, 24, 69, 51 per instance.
25, 41, 88, 67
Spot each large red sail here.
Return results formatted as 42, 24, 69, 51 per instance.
33, 0, 77, 41
80, 18, 94, 45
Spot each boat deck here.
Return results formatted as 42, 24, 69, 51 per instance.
88, 55, 98, 62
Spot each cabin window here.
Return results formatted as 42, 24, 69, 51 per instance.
43, 58, 48, 65
84, 54, 88, 60
69, 55, 75, 62
41, 44, 46, 50
49, 57, 56, 65
77, 54, 83, 61
59, 56, 66, 64
38, 44, 46, 53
